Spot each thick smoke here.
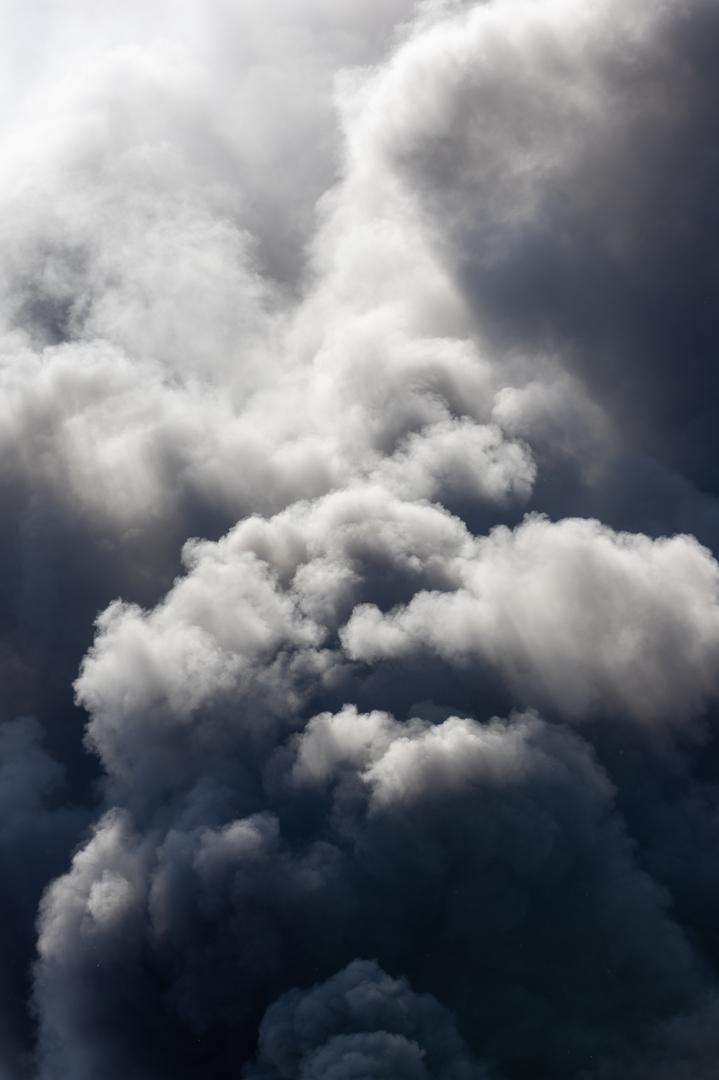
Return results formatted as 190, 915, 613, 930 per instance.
245, 960, 486, 1080
3, 0, 719, 1077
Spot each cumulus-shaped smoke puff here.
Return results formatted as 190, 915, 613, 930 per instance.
343, 514, 719, 728
34, 702, 718, 1077
77, 493, 719, 805
366, 0, 719, 486
246, 959, 487, 1080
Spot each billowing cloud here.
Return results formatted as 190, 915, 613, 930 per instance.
246, 959, 487, 1080
343, 514, 719, 730
1, 1, 719, 1078
365, 0, 719, 487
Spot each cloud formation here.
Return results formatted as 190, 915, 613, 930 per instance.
2, 0, 719, 1078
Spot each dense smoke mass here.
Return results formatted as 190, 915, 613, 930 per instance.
3, 0, 719, 1076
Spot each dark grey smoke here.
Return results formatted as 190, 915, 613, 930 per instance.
245, 960, 487, 1080
2, 1, 719, 1078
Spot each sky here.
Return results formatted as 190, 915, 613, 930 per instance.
2, 0, 719, 1077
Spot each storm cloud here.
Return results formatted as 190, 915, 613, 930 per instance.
2, 0, 719, 1077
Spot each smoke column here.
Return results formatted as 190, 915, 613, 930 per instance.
3, 1, 719, 1076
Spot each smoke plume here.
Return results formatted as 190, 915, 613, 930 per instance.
2, 1, 719, 1077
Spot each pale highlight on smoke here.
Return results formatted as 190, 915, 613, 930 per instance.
343, 516, 719, 728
